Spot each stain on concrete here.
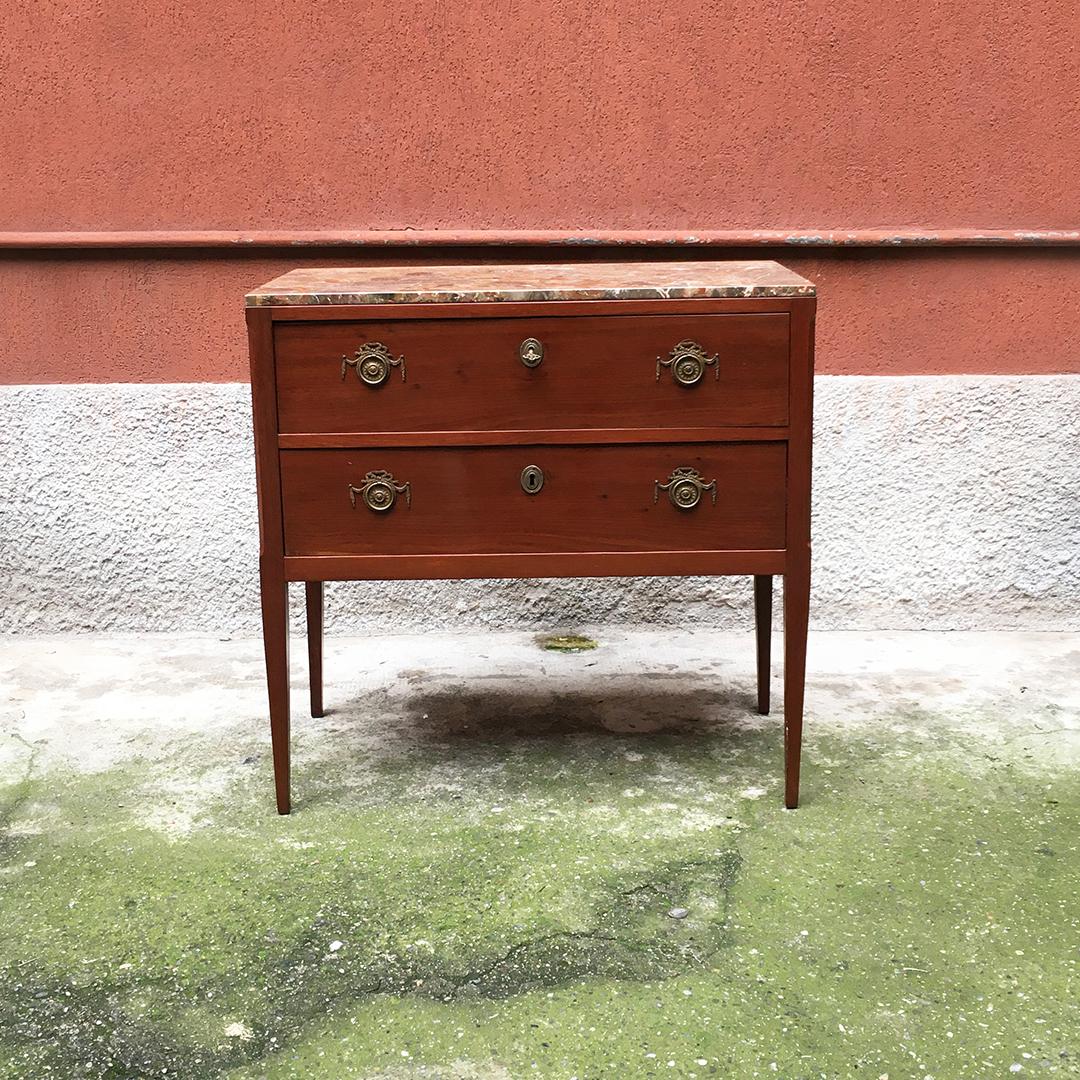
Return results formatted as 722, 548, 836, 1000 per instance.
402, 685, 758, 738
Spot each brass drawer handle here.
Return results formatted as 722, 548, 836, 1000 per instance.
348, 470, 411, 513
342, 342, 406, 386
655, 467, 717, 510
519, 337, 544, 368
656, 340, 718, 386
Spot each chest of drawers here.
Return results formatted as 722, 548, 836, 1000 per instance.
246, 261, 816, 814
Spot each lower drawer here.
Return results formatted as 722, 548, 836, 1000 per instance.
281, 443, 786, 556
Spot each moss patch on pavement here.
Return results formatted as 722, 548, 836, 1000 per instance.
0, 716, 1077, 1078
536, 635, 600, 654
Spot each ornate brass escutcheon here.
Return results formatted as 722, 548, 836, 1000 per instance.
341, 342, 406, 386
348, 469, 411, 513
654, 466, 717, 511
518, 337, 544, 369
520, 464, 545, 494
655, 340, 719, 386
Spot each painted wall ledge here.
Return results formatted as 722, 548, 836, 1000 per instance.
2, 228, 1080, 250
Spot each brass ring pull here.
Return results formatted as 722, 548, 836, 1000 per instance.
519, 337, 544, 369
654, 467, 717, 511
348, 470, 411, 513
341, 342, 406, 386
656, 340, 719, 386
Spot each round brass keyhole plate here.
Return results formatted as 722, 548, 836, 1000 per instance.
519, 337, 544, 368
520, 464, 545, 494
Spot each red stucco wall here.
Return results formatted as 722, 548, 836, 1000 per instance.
3, 2, 1078, 381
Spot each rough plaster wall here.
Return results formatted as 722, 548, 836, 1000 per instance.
6, 4, 1079, 230
0, 376, 1076, 634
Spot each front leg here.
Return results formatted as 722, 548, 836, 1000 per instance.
783, 558, 810, 809
260, 564, 291, 814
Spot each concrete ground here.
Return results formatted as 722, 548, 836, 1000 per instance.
0, 630, 1077, 1079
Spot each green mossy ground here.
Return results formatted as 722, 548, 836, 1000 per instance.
1, 717, 1077, 1078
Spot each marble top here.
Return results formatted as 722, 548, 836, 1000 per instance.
245, 261, 815, 306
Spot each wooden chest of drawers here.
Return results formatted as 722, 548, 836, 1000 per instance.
246, 262, 816, 814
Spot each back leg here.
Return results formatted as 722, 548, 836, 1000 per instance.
754, 575, 772, 715
305, 581, 324, 719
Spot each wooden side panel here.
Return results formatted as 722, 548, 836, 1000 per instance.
274, 313, 790, 433
280, 442, 787, 556
246, 306, 283, 559
785, 297, 816, 561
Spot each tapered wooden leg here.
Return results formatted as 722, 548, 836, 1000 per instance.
305, 581, 324, 719
753, 575, 773, 715
783, 560, 810, 809
260, 564, 291, 814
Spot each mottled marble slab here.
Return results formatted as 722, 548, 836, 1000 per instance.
246, 261, 815, 306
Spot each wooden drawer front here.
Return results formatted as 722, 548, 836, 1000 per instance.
281, 443, 786, 556
274, 314, 789, 433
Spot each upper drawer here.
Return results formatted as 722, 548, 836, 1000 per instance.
273, 314, 789, 433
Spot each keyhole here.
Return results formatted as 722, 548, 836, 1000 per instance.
520, 465, 545, 494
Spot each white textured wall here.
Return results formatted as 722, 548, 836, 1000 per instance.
0, 376, 1076, 633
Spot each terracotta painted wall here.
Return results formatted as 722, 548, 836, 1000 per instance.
2, 1, 1079, 381
3, 249, 1079, 383
6, 0, 1080, 231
